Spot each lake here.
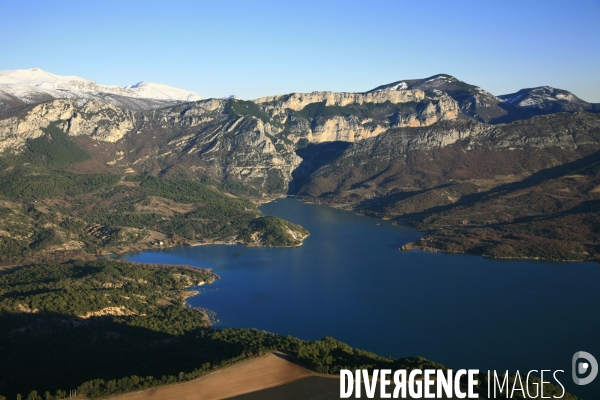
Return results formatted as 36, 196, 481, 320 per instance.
124, 198, 600, 398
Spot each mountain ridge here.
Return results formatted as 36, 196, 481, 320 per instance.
1, 69, 599, 263
2, 68, 599, 118
370, 73, 600, 123
0, 68, 202, 113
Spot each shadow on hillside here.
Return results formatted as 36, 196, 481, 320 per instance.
354, 183, 455, 213
357, 149, 600, 222
488, 198, 600, 228
0, 311, 246, 398
487, 102, 548, 124
288, 142, 352, 194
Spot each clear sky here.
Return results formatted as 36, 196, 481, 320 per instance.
1, 0, 599, 101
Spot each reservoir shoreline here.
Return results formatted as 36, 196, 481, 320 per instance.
123, 198, 599, 399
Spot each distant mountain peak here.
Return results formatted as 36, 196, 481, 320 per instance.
498, 86, 591, 110
369, 74, 480, 96
425, 73, 458, 81
367, 75, 598, 124
0, 68, 202, 109
125, 81, 146, 89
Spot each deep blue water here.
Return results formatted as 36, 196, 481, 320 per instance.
124, 198, 600, 398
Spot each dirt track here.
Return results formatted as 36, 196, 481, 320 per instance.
107, 352, 332, 400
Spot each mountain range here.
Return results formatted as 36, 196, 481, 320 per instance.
0, 68, 599, 264
0, 68, 202, 113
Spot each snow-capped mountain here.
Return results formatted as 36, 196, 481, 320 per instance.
498, 86, 599, 113
0, 68, 202, 112
370, 74, 510, 123
370, 74, 493, 97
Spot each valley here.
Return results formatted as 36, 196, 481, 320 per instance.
0, 68, 598, 399
2, 69, 599, 264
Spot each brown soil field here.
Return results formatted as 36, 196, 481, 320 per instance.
230, 375, 487, 400
136, 196, 197, 216
465, 174, 526, 191
140, 230, 166, 244
106, 352, 330, 400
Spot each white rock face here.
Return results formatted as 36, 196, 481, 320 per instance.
309, 116, 388, 143
252, 89, 461, 144
397, 94, 460, 128
0, 68, 202, 110
255, 90, 425, 116
0, 99, 136, 152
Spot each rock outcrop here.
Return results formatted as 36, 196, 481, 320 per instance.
125, 99, 302, 193
253, 90, 460, 145
255, 90, 425, 115
0, 99, 136, 152
321, 112, 600, 163
308, 116, 388, 143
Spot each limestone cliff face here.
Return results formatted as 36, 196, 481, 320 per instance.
292, 112, 600, 202
0, 99, 136, 152
302, 97, 460, 144
61, 100, 136, 142
347, 120, 489, 160
0, 89, 460, 156
309, 116, 388, 143
0, 96, 300, 193
165, 115, 301, 191
158, 99, 223, 128
218, 118, 302, 188
131, 100, 301, 192
255, 90, 425, 116
322, 112, 600, 164
2, 91, 596, 198
0, 100, 73, 152
258, 91, 460, 144
395, 94, 459, 128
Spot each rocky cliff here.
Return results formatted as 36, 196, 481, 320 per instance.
255, 90, 460, 144
293, 112, 600, 199
371, 74, 600, 124
1, 74, 599, 197
106, 99, 301, 193
255, 90, 425, 114
0, 99, 136, 152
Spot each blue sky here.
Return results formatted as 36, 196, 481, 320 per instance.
1, 0, 599, 101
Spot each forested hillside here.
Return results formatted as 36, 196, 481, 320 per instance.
0, 261, 575, 399
0, 261, 441, 399
0, 126, 308, 265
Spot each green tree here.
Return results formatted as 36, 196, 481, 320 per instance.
27, 391, 42, 400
